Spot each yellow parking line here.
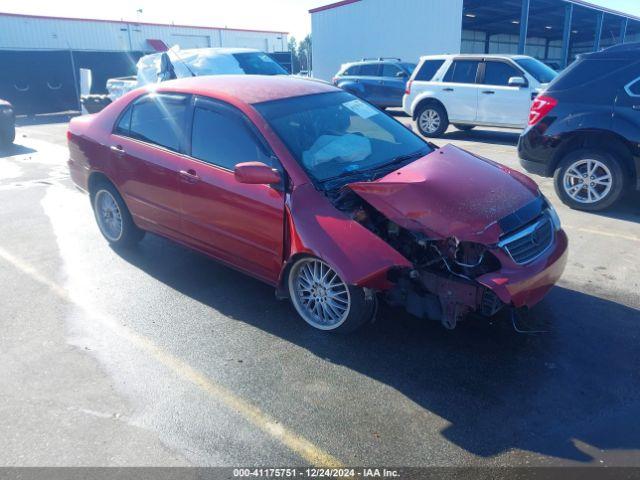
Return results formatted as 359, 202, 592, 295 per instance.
564, 225, 640, 243
0, 246, 342, 468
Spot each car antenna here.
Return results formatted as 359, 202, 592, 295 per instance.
168, 47, 197, 77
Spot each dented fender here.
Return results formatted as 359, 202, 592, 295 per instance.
281, 183, 411, 289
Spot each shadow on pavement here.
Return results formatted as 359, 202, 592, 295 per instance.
115, 235, 640, 463
439, 128, 521, 147
574, 191, 640, 223
15, 112, 79, 127
0, 143, 37, 158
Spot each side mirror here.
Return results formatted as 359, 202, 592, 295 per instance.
396, 71, 408, 78
508, 76, 527, 88
234, 162, 281, 185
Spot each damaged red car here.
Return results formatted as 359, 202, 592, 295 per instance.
68, 76, 568, 333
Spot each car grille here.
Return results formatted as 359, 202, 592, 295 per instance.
499, 215, 554, 265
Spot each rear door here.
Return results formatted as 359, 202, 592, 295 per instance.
177, 97, 285, 283
614, 74, 640, 152
476, 59, 532, 127
380, 63, 408, 107
357, 63, 383, 104
110, 93, 190, 235
439, 59, 480, 123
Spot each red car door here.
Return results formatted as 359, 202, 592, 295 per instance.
110, 93, 190, 235
177, 97, 285, 284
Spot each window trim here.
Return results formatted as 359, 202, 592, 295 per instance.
187, 96, 285, 190
111, 92, 192, 155
625, 77, 640, 98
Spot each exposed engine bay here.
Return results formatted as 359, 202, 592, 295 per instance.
328, 187, 505, 329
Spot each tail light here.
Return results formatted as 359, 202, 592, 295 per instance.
66, 130, 72, 141
405, 80, 413, 95
528, 95, 557, 126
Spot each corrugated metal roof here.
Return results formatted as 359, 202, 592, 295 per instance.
310, 0, 640, 22
0, 11, 288, 34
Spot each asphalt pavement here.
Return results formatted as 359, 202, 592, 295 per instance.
0, 113, 639, 468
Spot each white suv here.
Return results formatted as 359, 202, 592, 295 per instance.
403, 54, 558, 137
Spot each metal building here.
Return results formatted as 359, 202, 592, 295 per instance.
0, 12, 288, 113
310, 0, 640, 80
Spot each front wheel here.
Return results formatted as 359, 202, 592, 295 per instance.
92, 182, 145, 248
554, 149, 626, 211
287, 257, 376, 333
415, 103, 449, 138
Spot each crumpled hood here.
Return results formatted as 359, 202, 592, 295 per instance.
348, 144, 539, 244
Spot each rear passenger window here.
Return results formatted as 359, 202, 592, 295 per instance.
414, 60, 445, 81
191, 107, 270, 170
483, 61, 522, 86
359, 64, 380, 76
443, 60, 480, 84
114, 106, 132, 136
127, 94, 189, 152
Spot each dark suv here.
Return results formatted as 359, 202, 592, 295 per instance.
518, 43, 640, 211
332, 58, 416, 108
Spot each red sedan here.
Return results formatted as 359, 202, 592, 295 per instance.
68, 76, 568, 333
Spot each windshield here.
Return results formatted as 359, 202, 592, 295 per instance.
255, 91, 431, 184
232, 52, 288, 75
515, 58, 558, 84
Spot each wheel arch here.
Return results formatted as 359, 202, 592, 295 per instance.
412, 95, 447, 120
552, 130, 636, 182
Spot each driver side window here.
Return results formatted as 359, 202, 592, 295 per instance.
190, 106, 271, 171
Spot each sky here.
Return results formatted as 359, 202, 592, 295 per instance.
1, 0, 640, 42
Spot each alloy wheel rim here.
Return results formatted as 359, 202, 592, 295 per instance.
419, 109, 441, 134
563, 159, 613, 204
291, 258, 351, 330
95, 190, 123, 241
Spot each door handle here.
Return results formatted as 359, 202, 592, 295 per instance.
110, 145, 125, 156
443, 87, 454, 92
179, 169, 200, 183
482, 90, 496, 95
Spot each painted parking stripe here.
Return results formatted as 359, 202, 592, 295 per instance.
0, 246, 343, 468
564, 225, 640, 243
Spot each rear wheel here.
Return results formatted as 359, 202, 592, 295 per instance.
415, 103, 449, 138
91, 181, 145, 248
0, 125, 15, 146
287, 257, 375, 333
554, 149, 626, 211
453, 124, 475, 131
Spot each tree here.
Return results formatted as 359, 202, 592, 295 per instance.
288, 37, 301, 74
298, 34, 312, 72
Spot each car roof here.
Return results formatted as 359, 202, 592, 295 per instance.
152, 75, 338, 105
419, 54, 531, 61
585, 42, 640, 60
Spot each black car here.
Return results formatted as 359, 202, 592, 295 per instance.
518, 43, 640, 211
0, 99, 15, 147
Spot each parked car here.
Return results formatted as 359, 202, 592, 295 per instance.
519, 43, 640, 211
0, 99, 15, 147
67, 76, 567, 333
332, 58, 416, 108
81, 47, 289, 112
403, 54, 558, 137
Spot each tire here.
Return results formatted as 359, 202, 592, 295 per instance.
0, 125, 14, 146
287, 256, 376, 334
554, 149, 626, 212
453, 124, 475, 131
91, 181, 145, 248
415, 103, 449, 138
